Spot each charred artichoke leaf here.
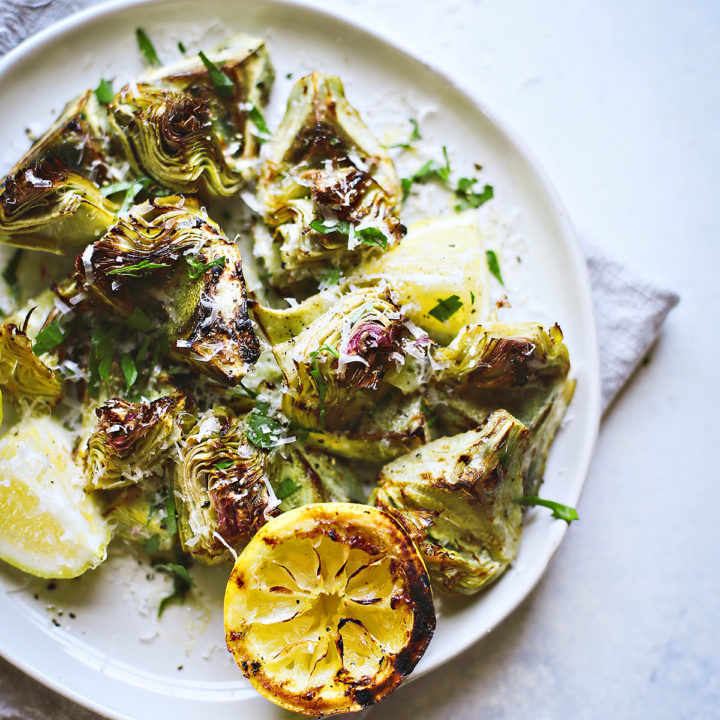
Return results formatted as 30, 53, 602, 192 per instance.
75, 197, 260, 384
267, 445, 364, 512
306, 389, 429, 463
360, 211, 490, 342
272, 288, 421, 427
434, 322, 570, 390
0, 322, 63, 404
257, 72, 403, 284
0, 91, 122, 253
175, 408, 276, 564
111, 36, 273, 197
372, 409, 530, 595
85, 393, 187, 489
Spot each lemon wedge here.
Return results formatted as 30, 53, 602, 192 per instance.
224, 503, 435, 716
0, 414, 110, 578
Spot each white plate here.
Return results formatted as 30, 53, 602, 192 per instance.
0, 1, 601, 718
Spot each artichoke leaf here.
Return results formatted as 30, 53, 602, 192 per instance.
372, 409, 530, 595
85, 393, 188, 490
257, 72, 404, 284
0, 91, 123, 253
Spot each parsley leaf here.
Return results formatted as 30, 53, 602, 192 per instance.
164, 487, 178, 537
120, 353, 138, 391
401, 145, 451, 199
198, 51, 234, 99
88, 325, 120, 395
515, 496, 579, 524
32, 316, 67, 355
246, 401, 286, 449
454, 178, 493, 211
230, 381, 259, 400
2, 248, 22, 303
310, 219, 351, 235
141, 534, 160, 554
186, 255, 226, 279
177, 40, 186, 54
136, 28, 160, 66
386, 117, 421, 149
428, 295, 463, 323
157, 562, 194, 618
107, 259, 170, 277
94, 78, 114, 105
485, 249, 504, 286
470, 291, 476, 305
248, 104, 270, 143
101, 176, 151, 214
125, 307, 155, 332
215, 459, 233, 470
309, 220, 388, 249
319, 266, 341, 287
276, 477, 299, 500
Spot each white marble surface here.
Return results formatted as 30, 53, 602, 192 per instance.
1, 1, 718, 719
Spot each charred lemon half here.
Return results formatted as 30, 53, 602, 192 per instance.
224, 502, 435, 716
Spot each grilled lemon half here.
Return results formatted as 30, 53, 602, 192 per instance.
224, 502, 435, 716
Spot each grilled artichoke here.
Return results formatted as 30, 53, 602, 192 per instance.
109, 35, 272, 198
257, 72, 403, 285
0, 91, 122, 253
174, 408, 276, 564
372, 410, 530, 594
74, 197, 260, 384
85, 394, 187, 489
272, 288, 423, 427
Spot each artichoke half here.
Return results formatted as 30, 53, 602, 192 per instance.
257, 72, 404, 285
85, 393, 188, 490
174, 408, 276, 564
372, 409, 530, 595
74, 197, 260, 384
0, 91, 122, 253
272, 288, 425, 427
109, 36, 273, 199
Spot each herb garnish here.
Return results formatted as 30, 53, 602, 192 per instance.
136, 28, 160, 66
428, 295, 463, 323
401, 145, 451, 199
101, 176, 152, 214
186, 255, 226, 279
387, 118, 421, 149
248, 104, 270, 143
107, 259, 170, 277
309, 345, 339, 425
177, 41, 186, 54
454, 178, 493, 211
2, 248, 22, 303
485, 249, 504, 286
246, 401, 286, 449
319, 266, 341, 288
157, 561, 194, 617
164, 487, 178, 537
309, 220, 388, 250
515, 496, 579, 524
94, 78, 114, 105
32, 316, 67, 356
276, 477, 300, 500
125, 307, 155, 332
120, 353, 138, 391
198, 51, 234, 99
215, 459, 234, 470
141, 534, 160, 554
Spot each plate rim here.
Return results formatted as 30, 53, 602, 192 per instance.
0, 0, 602, 717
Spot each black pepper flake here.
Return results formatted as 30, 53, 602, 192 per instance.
177, 665, 184, 671
69, 612, 76, 619
33, 593, 39, 600
46, 581, 56, 591
51, 619, 61, 627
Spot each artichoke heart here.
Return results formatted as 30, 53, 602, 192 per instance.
257, 72, 403, 284
0, 322, 63, 405
175, 408, 277, 564
75, 197, 260, 384
85, 393, 187, 489
372, 410, 531, 595
0, 91, 122, 253
110, 35, 273, 197
272, 288, 425, 427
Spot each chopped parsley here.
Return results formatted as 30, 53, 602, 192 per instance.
387, 117, 421, 149
428, 295, 463, 323
248, 104, 270, 143
125, 307, 154, 333
186, 255, 226, 279
198, 51, 234, 99
136, 28, 160, 67
310, 219, 350, 235
215, 459, 234, 470
309, 345, 339, 425
94, 78, 114, 105
120, 352, 138, 391
246, 401, 286, 449
107, 259, 170, 277
485, 249, 504, 286
276, 477, 300, 500
470, 291, 476, 305
101, 176, 152, 214
2, 248, 22, 303
230, 381, 259, 399
401, 145, 451, 199
88, 325, 120, 395
141, 534, 160, 554
454, 178, 493, 211
319, 266, 342, 287
515, 496, 579, 525
177, 40, 186, 54
157, 561, 194, 618
309, 220, 388, 249
32, 316, 67, 356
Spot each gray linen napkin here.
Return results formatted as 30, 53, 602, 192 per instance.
0, 2, 680, 719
